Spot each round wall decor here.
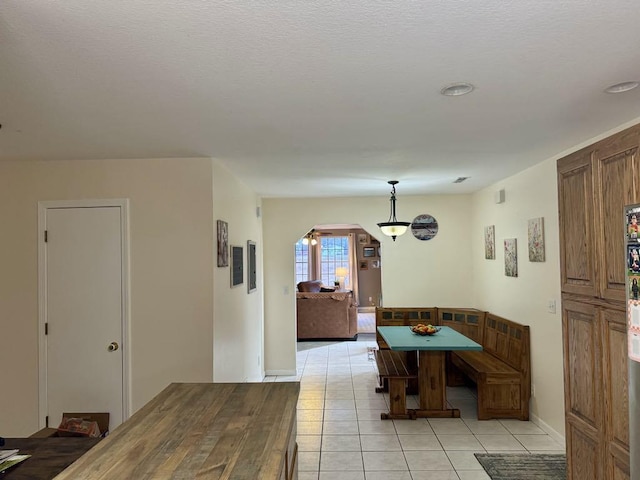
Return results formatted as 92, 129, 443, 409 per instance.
411, 214, 439, 241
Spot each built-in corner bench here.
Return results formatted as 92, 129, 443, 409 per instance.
375, 307, 530, 421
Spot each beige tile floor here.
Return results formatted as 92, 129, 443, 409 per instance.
264, 334, 564, 480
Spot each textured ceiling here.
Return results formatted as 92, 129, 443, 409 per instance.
1, 1, 640, 197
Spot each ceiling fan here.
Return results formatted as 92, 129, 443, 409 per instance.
301, 228, 334, 245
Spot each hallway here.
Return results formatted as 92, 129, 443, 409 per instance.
357, 311, 376, 334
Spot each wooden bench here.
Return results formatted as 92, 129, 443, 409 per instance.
375, 307, 437, 394
446, 312, 531, 420
373, 349, 417, 419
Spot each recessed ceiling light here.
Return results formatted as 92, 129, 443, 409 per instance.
441, 83, 475, 96
604, 81, 639, 94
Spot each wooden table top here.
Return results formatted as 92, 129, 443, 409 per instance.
1, 437, 101, 479
377, 326, 483, 351
54, 382, 300, 480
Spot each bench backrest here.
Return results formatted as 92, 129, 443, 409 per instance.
375, 307, 438, 349
482, 313, 530, 374
376, 308, 530, 377
437, 308, 486, 344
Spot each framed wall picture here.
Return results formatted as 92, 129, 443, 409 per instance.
359, 260, 368, 270
484, 225, 495, 260
363, 246, 376, 257
247, 240, 257, 293
527, 217, 545, 262
504, 238, 518, 277
358, 233, 369, 244
231, 245, 243, 287
217, 220, 229, 267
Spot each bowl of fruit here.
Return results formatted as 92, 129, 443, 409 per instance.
410, 324, 440, 336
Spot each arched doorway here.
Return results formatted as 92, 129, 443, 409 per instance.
294, 224, 381, 337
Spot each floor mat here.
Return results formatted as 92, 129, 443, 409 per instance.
474, 453, 566, 480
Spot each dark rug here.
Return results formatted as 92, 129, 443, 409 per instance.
474, 453, 566, 480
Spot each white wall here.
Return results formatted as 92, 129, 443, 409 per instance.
262, 194, 472, 374
0, 158, 215, 436
212, 160, 264, 382
470, 158, 564, 437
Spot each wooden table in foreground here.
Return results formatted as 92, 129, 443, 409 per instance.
54, 382, 300, 480
377, 326, 482, 418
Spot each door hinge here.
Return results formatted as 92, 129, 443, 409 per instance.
45, 415, 49, 428
44, 230, 48, 242
45, 323, 48, 335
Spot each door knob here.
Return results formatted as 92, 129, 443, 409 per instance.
108, 342, 119, 352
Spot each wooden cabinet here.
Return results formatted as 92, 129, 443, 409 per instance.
557, 123, 640, 480
594, 129, 640, 302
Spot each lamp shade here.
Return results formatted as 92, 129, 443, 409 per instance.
335, 267, 349, 278
379, 223, 409, 238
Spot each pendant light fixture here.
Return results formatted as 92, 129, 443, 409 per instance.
377, 180, 411, 241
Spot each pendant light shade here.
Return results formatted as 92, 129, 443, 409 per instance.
377, 180, 411, 241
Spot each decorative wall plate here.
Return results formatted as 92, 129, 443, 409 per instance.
411, 214, 438, 241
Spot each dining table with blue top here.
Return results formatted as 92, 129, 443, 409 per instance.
377, 325, 482, 418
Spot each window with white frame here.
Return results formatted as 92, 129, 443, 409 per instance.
295, 240, 310, 284
319, 236, 349, 287
296, 233, 351, 288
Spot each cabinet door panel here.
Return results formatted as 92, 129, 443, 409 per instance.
602, 309, 629, 448
567, 420, 601, 480
596, 141, 639, 301
562, 299, 601, 427
601, 308, 630, 478
608, 446, 631, 480
612, 463, 630, 480
558, 153, 598, 296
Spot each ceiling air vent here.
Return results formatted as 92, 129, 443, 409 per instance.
453, 177, 469, 184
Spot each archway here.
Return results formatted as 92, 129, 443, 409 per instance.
294, 223, 381, 340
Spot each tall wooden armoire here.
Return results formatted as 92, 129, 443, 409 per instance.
557, 123, 640, 479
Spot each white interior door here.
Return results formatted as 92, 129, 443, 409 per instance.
43, 205, 125, 432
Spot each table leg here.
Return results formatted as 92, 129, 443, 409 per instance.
380, 378, 416, 420
415, 350, 460, 418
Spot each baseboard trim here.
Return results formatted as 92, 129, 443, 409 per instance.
530, 412, 566, 447
265, 369, 297, 376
